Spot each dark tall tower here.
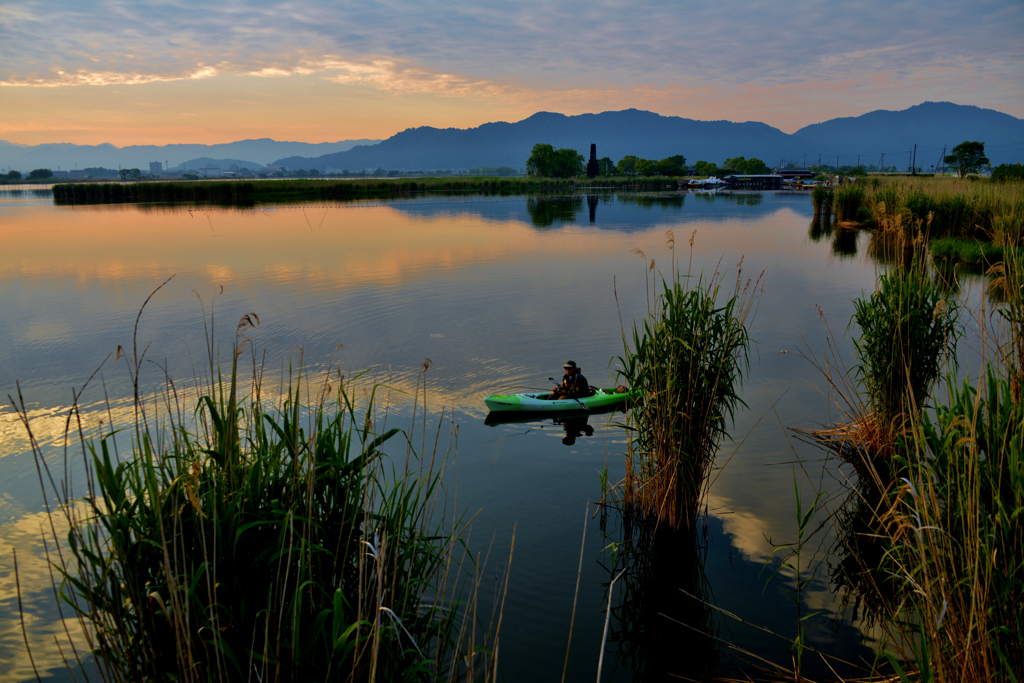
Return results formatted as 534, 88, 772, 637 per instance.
587, 143, 599, 179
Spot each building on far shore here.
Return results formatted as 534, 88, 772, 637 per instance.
724, 174, 783, 190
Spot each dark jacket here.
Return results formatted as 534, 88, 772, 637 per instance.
557, 371, 590, 399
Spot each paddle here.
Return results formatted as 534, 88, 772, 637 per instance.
548, 377, 589, 410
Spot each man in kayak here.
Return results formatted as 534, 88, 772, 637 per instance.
546, 360, 590, 400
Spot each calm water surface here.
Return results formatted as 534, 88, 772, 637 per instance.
2, 189, 894, 680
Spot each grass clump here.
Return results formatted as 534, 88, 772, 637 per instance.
833, 183, 866, 223
811, 185, 833, 215
15, 306, 494, 682
887, 365, 1024, 681
851, 258, 959, 436
616, 233, 761, 529
929, 236, 1005, 266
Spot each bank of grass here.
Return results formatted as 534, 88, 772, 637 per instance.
830, 176, 1024, 244
616, 232, 761, 530
51, 175, 684, 205
14, 305, 499, 681
929, 236, 1007, 266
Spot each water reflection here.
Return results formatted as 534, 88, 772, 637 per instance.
526, 196, 582, 227
601, 506, 721, 680
484, 408, 617, 446
829, 482, 902, 631
808, 215, 833, 243
831, 226, 859, 258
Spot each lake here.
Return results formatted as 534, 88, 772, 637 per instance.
2, 187, 897, 680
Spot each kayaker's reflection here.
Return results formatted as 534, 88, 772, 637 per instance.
558, 414, 594, 446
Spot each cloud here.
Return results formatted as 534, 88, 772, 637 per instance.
3, 0, 1020, 91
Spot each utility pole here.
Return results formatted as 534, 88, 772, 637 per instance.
935, 146, 945, 174
911, 144, 917, 176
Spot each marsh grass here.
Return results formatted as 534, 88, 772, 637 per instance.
863, 176, 1024, 241
833, 183, 866, 223
811, 186, 833, 216
11, 296, 500, 681
883, 365, 1024, 681
51, 176, 681, 206
615, 232, 761, 530
797, 246, 1022, 681
850, 255, 960, 442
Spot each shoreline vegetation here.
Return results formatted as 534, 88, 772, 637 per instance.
814, 175, 1023, 267
12, 297, 505, 681
50, 176, 688, 205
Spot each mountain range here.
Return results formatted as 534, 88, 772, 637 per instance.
0, 138, 379, 174
275, 102, 1022, 172
3, 102, 1021, 174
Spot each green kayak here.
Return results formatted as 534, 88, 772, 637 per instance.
483, 387, 635, 413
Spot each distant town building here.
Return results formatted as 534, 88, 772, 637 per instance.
150, 161, 163, 173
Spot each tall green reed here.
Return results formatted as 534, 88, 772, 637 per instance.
616, 232, 760, 529
883, 365, 1024, 681
833, 183, 866, 223
13, 302, 497, 682
851, 257, 960, 437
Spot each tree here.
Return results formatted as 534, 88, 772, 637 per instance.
654, 155, 687, 176
616, 155, 642, 176
597, 157, 616, 176
527, 143, 555, 176
526, 143, 583, 178
944, 141, 989, 178
634, 158, 657, 176
693, 160, 719, 177
5, 170, 22, 180
28, 168, 53, 179
722, 156, 770, 175
991, 163, 1024, 183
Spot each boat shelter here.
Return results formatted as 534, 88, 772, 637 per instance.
724, 174, 783, 190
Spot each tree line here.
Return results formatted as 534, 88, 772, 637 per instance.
525, 143, 772, 179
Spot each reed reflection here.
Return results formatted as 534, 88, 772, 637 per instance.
600, 505, 721, 680
808, 215, 833, 243
831, 226, 859, 258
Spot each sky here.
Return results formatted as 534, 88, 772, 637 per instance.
1, 0, 1022, 146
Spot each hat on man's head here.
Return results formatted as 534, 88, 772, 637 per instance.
563, 360, 577, 369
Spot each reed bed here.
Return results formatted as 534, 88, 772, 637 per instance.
811, 185, 833, 215
833, 183, 866, 223
12, 304, 498, 682
616, 233, 761, 530
803, 247, 1022, 681
850, 254, 960, 437
837, 176, 1024, 243
51, 176, 682, 205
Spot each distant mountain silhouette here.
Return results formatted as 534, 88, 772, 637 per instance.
0, 138, 379, 174
4, 102, 1020, 175
793, 102, 1024, 169
173, 157, 267, 173
275, 103, 1023, 172
274, 104, 1024, 174
274, 109, 827, 171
